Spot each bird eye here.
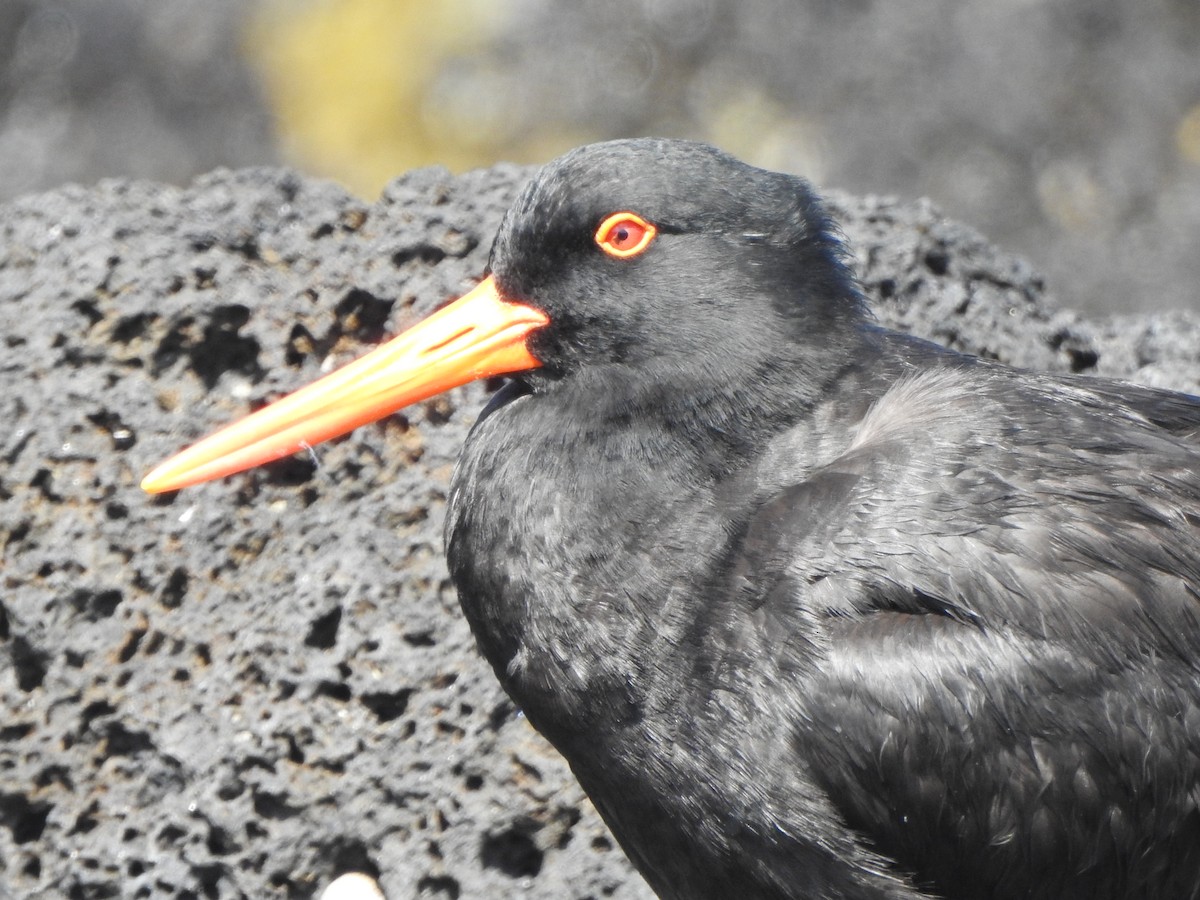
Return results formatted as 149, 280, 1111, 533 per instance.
594, 212, 657, 259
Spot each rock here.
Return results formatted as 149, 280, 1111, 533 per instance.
1, 160, 1197, 899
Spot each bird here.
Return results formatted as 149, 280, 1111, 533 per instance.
142, 138, 1200, 900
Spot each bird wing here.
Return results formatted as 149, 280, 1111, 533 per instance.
737, 367, 1200, 897
751, 366, 1200, 656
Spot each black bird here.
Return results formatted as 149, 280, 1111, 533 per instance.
143, 139, 1200, 900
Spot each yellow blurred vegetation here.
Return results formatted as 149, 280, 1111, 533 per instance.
245, 0, 592, 198
1177, 103, 1200, 167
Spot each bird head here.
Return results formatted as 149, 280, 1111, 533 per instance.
141, 139, 862, 494
494, 139, 860, 381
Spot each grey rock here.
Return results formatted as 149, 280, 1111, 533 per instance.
1, 160, 1197, 899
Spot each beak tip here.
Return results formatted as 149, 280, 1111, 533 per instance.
140, 476, 165, 495
140, 466, 177, 495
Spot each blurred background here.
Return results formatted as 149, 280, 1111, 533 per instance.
2, 0, 1199, 314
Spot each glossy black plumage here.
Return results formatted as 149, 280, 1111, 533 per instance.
442, 139, 1200, 900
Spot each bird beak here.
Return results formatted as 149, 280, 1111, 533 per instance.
140, 275, 548, 493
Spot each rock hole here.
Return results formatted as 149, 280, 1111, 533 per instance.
0, 792, 52, 844
117, 627, 147, 664
71, 298, 104, 327
326, 836, 380, 881
480, 825, 544, 879
403, 629, 436, 647
486, 700, 514, 731
417, 875, 461, 899
391, 245, 447, 269
334, 288, 395, 342
305, 606, 342, 649
206, 824, 240, 857
315, 680, 351, 702
194, 863, 225, 900
67, 587, 123, 621
111, 311, 156, 343
923, 249, 950, 276
188, 305, 262, 388
1067, 347, 1099, 373
11, 635, 48, 691
359, 688, 412, 723
1, 722, 34, 741
102, 722, 155, 757
285, 323, 317, 368
252, 789, 301, 821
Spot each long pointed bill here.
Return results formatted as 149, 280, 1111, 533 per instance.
141, 276, 548, 493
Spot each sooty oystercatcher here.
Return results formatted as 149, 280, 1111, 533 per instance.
143, 139, 1200, 900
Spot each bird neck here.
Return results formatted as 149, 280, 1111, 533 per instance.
557, 318, 872, 477
445, 322, 876, 745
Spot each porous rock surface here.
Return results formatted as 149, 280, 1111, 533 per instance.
1, 162, 1198, 900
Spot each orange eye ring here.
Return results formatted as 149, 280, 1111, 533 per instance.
594, 212, 657, 259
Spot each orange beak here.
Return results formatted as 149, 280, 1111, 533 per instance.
141, 276, 548, 493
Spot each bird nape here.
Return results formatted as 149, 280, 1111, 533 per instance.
142, 138, 1200, 900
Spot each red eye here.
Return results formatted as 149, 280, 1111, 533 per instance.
595, 212, 657, 258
